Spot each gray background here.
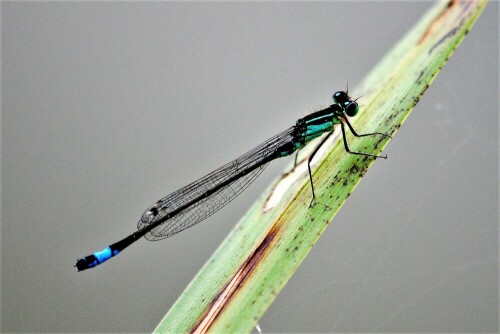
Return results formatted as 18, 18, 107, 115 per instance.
2, 2, 498, 333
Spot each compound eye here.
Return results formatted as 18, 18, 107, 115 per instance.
333, 91, 348, 104
345, 101, 359, 117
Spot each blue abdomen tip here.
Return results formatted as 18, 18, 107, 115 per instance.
93, 247, 112, 264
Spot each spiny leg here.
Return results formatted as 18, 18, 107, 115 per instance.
340, 121, 387, 159
307, 131, 335, 207
343, 117, 392, 139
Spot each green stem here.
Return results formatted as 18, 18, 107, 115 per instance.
154, 1, 488, 333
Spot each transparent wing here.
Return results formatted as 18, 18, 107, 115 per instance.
137, 126, 296, 241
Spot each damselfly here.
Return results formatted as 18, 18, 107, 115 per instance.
75, 90, 390, 271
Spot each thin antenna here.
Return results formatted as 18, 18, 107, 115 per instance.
353, 95, 363, 102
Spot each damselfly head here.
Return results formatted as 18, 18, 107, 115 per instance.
333, 90, 359, 117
